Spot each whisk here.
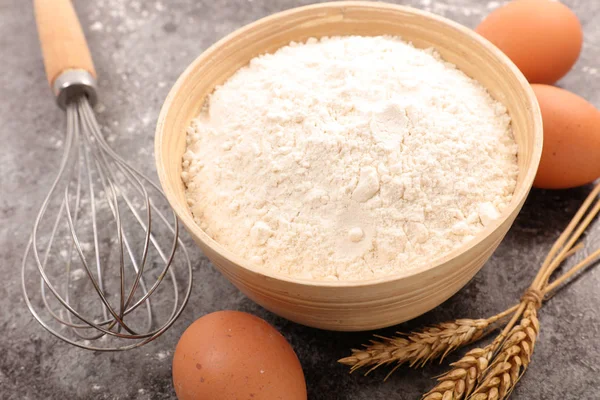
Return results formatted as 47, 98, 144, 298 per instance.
22, 0, 192, 351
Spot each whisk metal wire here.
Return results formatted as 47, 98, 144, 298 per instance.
22, 95, 193, 351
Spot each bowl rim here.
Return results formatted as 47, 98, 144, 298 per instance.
155, 1, 543, 288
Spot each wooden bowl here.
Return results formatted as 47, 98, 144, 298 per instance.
155, 1, 542, 331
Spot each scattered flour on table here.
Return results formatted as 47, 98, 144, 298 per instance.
182, 36, 519, 281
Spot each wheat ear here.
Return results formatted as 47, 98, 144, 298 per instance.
338, 309, 515, 379
422, 341, 498, 400
469, 302, 539, 400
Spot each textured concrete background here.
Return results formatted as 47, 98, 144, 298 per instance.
1, 0, 599, 399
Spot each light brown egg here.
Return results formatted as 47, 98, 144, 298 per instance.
532, 84, 600, 189
476, 0, 583, 84
172, 311, 307, 400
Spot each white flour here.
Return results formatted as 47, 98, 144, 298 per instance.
183, 36, 519, 281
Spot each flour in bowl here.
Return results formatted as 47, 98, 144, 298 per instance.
182, 36, 519, 281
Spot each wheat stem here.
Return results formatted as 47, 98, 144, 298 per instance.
543, 246, 600, 297
535, 183, 600, 288
535, 183, 600, 285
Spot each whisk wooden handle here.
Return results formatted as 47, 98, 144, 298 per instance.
34, 0, 97, 88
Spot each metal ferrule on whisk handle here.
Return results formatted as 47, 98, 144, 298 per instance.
53, 69, 98, 109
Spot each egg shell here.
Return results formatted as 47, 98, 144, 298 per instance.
476, 0, 583, 84
172, 311, 307, 400
532, 84, 600, 189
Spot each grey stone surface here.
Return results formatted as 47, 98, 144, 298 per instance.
1, 0, 599, 399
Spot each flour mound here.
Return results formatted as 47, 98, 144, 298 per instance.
183, 36, 519, 281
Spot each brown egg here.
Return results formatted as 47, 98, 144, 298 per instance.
476, 0, 583, 84
532, 84, 600, 189
172, 311, 307, 400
